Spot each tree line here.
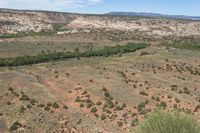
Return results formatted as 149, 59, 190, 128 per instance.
0, 43, 148, 67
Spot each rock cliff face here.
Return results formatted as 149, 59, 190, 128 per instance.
0, 8, 200, 38
68, 16, 200, 37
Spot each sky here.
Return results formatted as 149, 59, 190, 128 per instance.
0, 0, 200, 16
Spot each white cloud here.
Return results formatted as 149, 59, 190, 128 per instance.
0, 0, 102, 11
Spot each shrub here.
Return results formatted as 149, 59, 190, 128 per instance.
115, 105, 122, 111
85, 98, 92, 103
10, 122, 22, 131
63, 105, 68, 109
167, 95, 172, 99
135, 111, 200, 133
80, 103, 84, 107
8, 87, 14, 92
77, 118, 82, 124
139, 91, 148, 96
117, 121, 123, 127
44, 106, 51, 111
94, 113, 99, 118
75, 97, 81, 102
19, 105, 26, 113
52, 102, 59, 108
102, 87, 107, 92
183, 87, 190, 94
131, 118, 139, 127
105, 109, 112, 114
138, 102, 146, 111
122, 103, 127, 108
46, 102, 52, 107
26, 104, 32, 109
140, 51, 149, 56
96, 101, 102, 106
87, 103, 93, 108
101, 114, 106, 120
20, 94, 30, 101
30, 99, 37, 105
194, 105, 200, 112
37, 103, 45, 108
175, 98, 180, 103
104, 92, 110, 97
158, 101, 167, 109
91, 107, 97, 113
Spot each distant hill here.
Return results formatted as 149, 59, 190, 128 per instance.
1, 8, 200, 38
107, 12, 200, 20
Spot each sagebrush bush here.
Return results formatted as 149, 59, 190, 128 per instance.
135, 110, 200, 133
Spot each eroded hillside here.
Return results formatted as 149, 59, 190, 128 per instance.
1, 8, 200, 39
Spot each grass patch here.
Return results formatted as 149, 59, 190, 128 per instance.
166, 43, 200, 50
163, 38, 200, 50
135, 110, 200, 133
0, 43, 148, 66
0, 31, 55, 38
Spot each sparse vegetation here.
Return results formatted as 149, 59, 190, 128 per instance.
1, 11, 200, 132
165, 40, 200, 50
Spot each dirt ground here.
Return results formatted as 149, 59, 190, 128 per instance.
0, 40, 200, 133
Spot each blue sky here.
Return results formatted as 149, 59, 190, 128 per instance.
0, 0, 200, 16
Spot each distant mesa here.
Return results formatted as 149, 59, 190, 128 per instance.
106, 12, 200, 20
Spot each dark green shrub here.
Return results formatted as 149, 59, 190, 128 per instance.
75, 97, 82, 102
20, 94, 30, 101
87, 103, 93, 108
52, 102, 59, 108
63, 105, 68, 109
91, 107, 97, 113
10, 121, 22, 131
